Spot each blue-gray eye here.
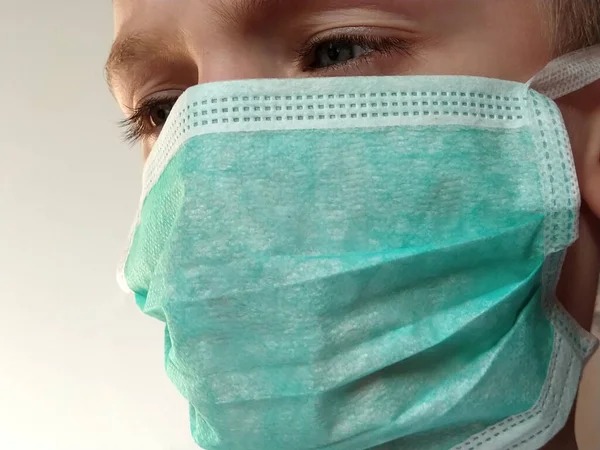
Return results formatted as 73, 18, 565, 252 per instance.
148, 101, 173, 128
121, 96, 179, 144
312, 40, 370, 69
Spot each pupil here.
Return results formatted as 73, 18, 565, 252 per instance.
313, 40, 366, 69
326, 42, 351, 63
327, 43, 341, 61
150, 104, 172, 127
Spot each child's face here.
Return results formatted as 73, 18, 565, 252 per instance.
109, 0, 600, 446
109, 0, 599, 317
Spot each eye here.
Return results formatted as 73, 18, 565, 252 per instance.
148, 101, 173, 128
312, 40, 371, 69
120, 95, 180, 144
299, 34, 413, 73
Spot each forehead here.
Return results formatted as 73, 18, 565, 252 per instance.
113, 0, 414, 33
112, 0, 548, 42
113, 0, 165, 36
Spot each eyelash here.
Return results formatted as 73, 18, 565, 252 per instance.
121, 34, 413, 144
120, 96, 175, 145
296, 33, 413, 73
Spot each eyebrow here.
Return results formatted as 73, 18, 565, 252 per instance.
105, 32, 183, 94
104, 0, 294, 91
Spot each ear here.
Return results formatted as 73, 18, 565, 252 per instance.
580, 109, 600, 219
556, 79, 600, 219
576, 79, 600, 218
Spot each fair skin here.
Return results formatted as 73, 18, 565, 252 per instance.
108, 0, 600, 448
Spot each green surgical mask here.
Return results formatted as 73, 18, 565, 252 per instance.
118, 46, 600, 450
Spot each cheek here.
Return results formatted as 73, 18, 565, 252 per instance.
143, 142, 153, 160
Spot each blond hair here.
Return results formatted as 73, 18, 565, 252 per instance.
548, 0, 600, 54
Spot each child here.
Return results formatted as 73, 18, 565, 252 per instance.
107, 1, 600, 449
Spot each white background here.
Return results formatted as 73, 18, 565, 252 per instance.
0, 2, 197, 449
0, 2, 597, 450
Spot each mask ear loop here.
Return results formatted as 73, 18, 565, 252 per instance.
527, 44, 600, 100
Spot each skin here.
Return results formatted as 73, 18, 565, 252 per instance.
108, 0, 600, 448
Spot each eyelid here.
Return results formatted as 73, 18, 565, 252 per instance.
296, 29, 415, 72
132, 88, 185, 110
301, 25, 411, 46
120, 91, 182, 145
298, 8, 418, 33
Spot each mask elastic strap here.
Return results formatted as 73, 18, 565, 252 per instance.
527, 44, 600, 99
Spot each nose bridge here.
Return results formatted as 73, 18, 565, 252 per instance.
188, 33, 287, 84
